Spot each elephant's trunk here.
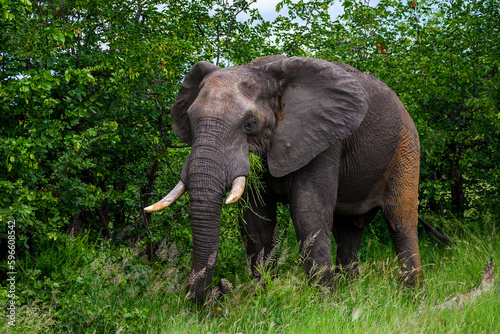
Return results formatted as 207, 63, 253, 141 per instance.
184, 145, 227, 302
165, 118, 250, 302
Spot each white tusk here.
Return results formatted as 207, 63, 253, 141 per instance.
144, 181, 187, 213
225, 176, 246, 204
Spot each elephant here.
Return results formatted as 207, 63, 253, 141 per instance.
145, 55, 424, 302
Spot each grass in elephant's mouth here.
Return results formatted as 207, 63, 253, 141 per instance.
5, 217, 499, 333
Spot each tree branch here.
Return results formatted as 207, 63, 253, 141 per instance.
435, 258, 496, 310
216, 0, 256, 66
291, 2, 318, 55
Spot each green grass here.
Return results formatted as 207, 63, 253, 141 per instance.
2, 217, 499, 333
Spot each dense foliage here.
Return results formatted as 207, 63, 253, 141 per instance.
0, 0, 262, 253
1, 0, 499, 331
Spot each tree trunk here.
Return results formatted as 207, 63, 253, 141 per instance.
69, 211, 82, 236
97, 199, 112, 239
449, 145, 465, 216
450, 162, 465, 215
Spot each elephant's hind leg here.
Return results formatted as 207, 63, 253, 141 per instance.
382, 207, 422, 286
381, 125, 422, 285
332, 209, 377, 279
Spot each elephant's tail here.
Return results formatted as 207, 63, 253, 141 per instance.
418, 216, 453, 245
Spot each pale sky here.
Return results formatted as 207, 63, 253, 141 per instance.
239, 0, 346, 22
239, 0, 381, 22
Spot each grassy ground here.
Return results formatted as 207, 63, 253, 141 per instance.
2, 216, 499, 333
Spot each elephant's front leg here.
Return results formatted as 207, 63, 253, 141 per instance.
239, 188, 278, 280
290, 192, 335, 286
289, 152, 339, 286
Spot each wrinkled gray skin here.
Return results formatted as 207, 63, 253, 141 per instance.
166, 56, 422, 302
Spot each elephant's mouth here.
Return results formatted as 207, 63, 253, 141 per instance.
143, 176, 246, 213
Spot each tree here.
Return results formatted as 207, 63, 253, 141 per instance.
288, 0, 500, 219
0, 0, 262, 257
373, 0, 500, 218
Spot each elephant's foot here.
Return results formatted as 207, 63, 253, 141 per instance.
398, 265, 423, 288
204, 279, 233, 305
304, 260, 335, 288
334, 262, 360, 281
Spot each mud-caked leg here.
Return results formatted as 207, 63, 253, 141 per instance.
383, 211, 422, 286
382, 129, 422, 285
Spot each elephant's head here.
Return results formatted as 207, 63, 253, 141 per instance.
145, 56, 369, 302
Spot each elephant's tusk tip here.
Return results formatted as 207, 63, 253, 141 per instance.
144, 202, 167, 213
225, 194, 239, 205
225, 176, 246, 205
144, 181, 187, 213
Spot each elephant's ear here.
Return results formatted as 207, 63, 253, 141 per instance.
171, 61, 219, 145
263, 57, 369, 177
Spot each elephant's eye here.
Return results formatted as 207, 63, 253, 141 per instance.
244, 120, 257, 132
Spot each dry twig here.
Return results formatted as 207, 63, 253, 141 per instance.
436, 258, 495, 310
